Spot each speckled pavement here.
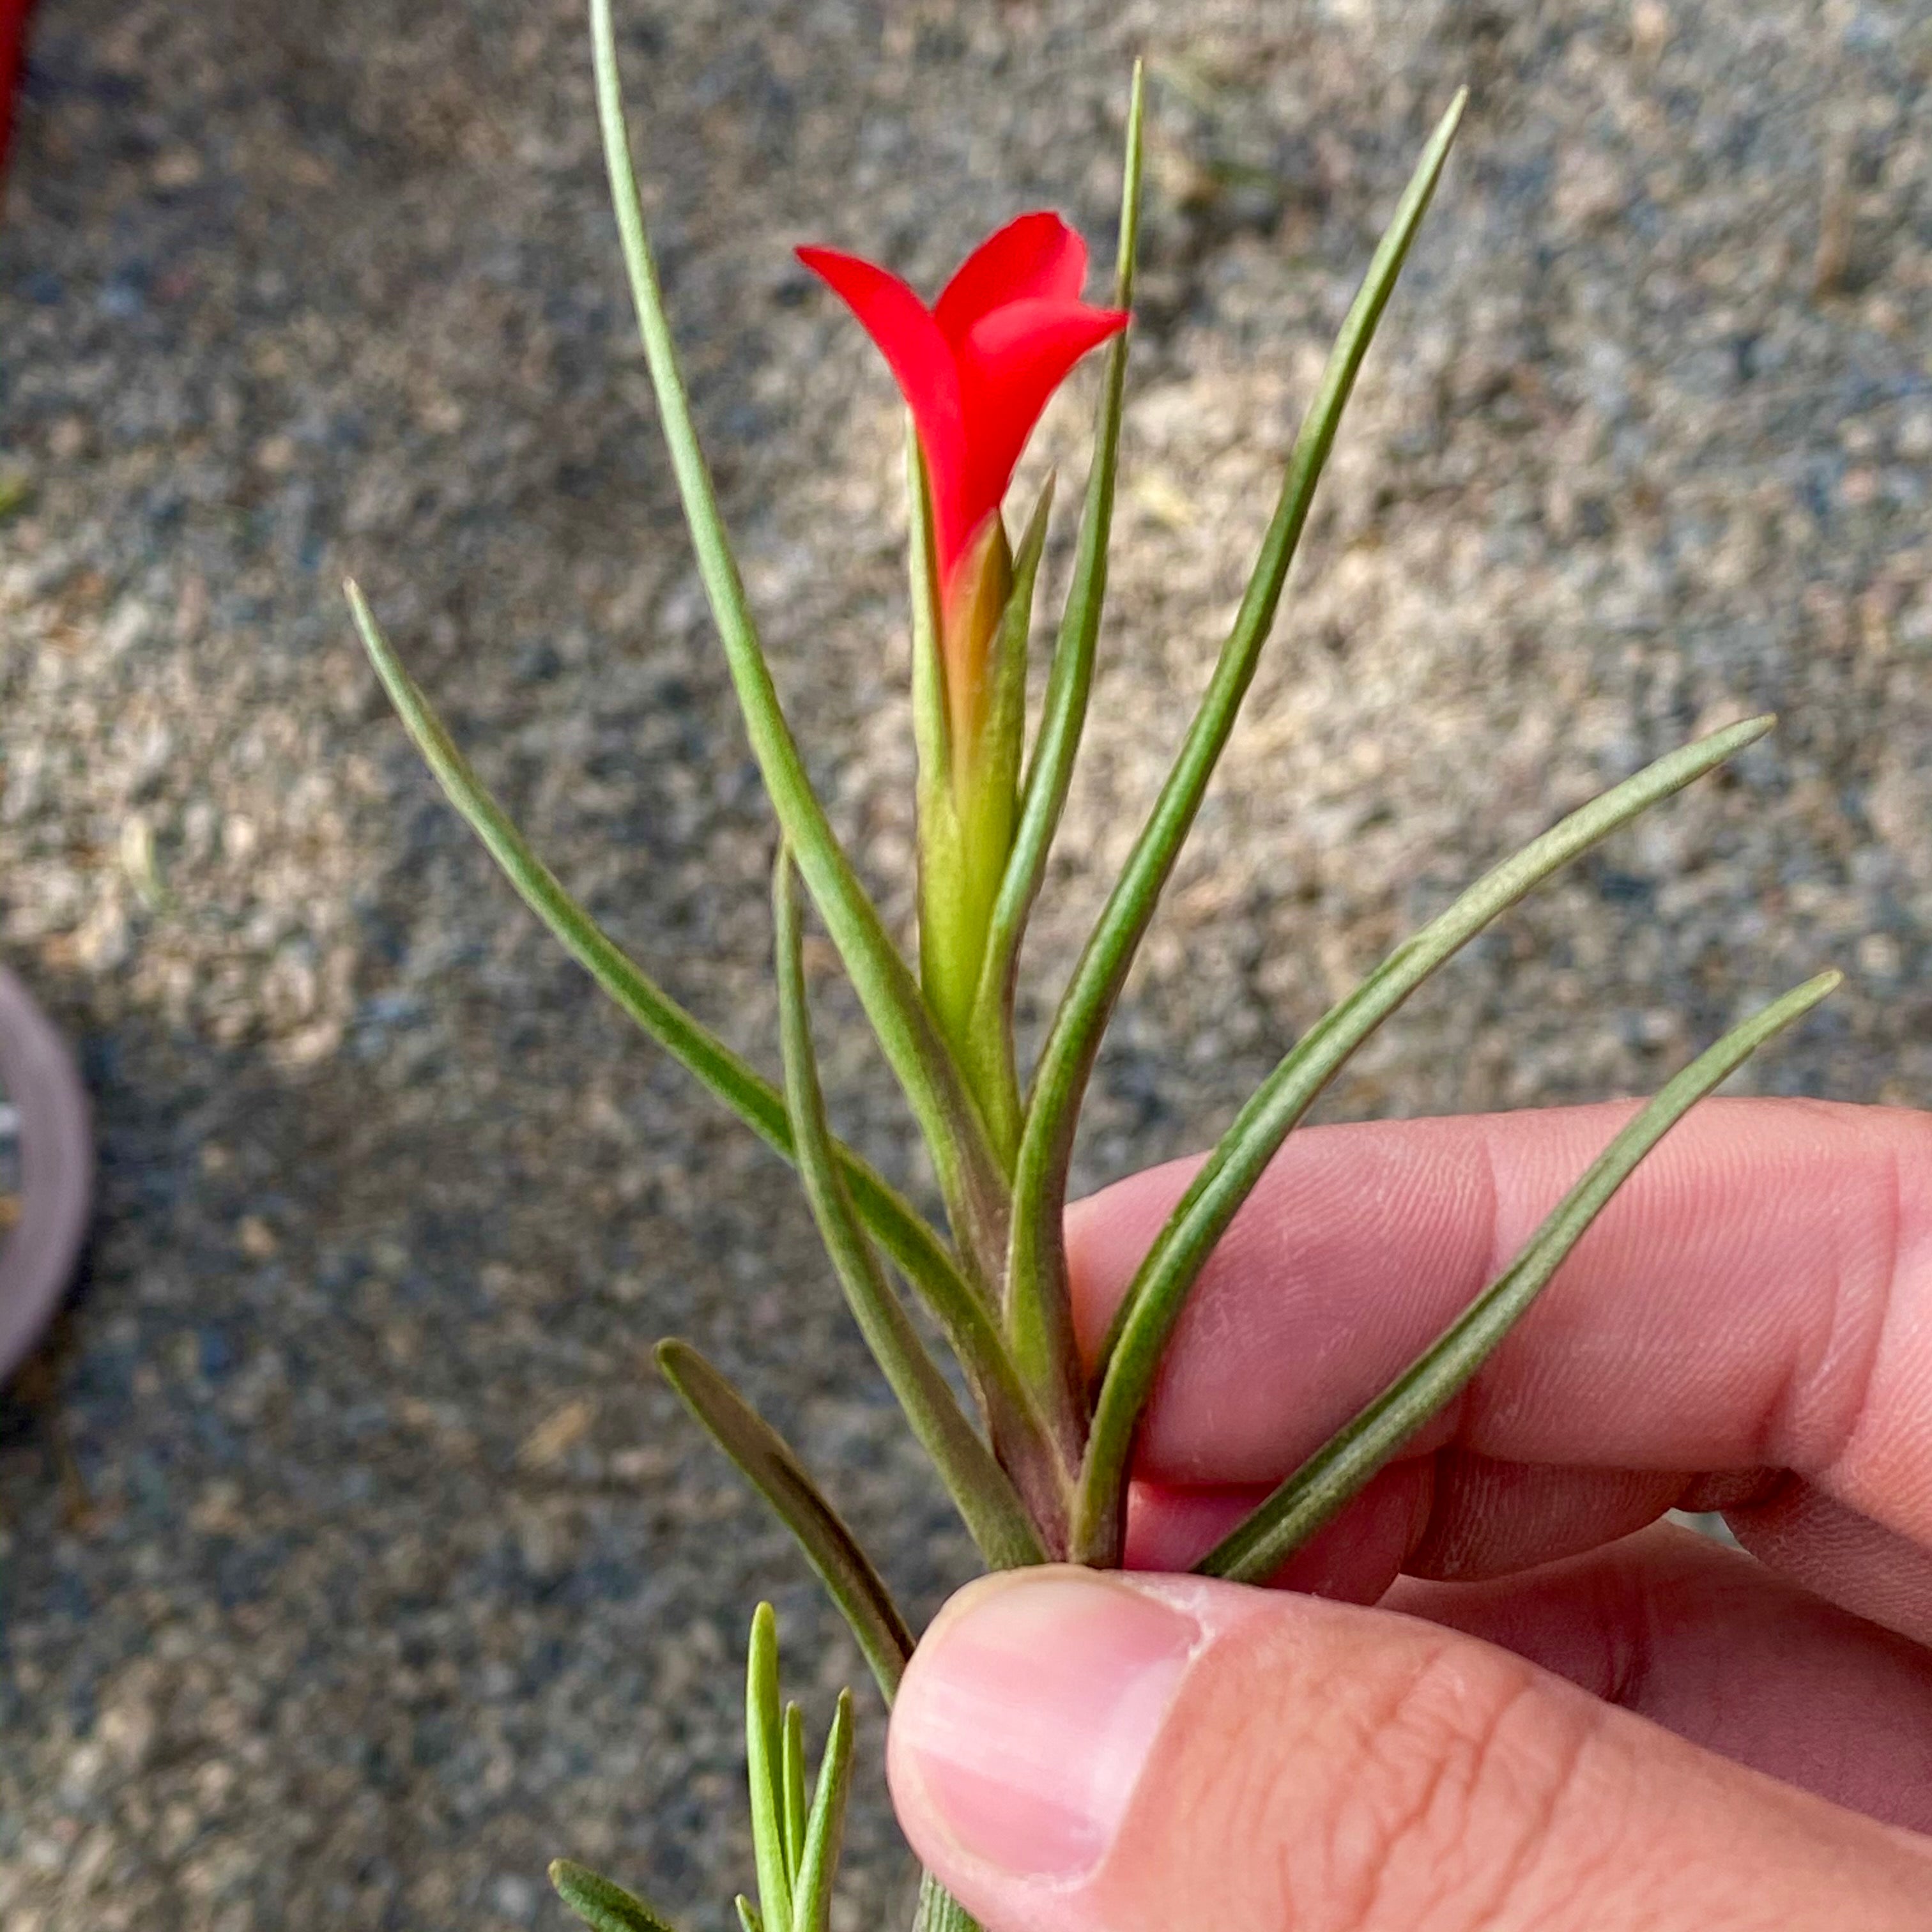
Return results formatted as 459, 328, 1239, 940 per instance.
1, 1, 1928, 1926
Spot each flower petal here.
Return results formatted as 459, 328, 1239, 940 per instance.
797, 244, 974, 566
933, 213, 1089, 350
954, 296, 1128, 535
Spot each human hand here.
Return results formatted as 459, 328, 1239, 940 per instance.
885, 1099, 1932, 1931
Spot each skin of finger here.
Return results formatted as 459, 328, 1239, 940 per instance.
1404, 1453, 1694, 1579
1124, 1461, 1433, 1602
1127, 1455, 1785, 1603
1167, 1464, 1932, 1832
895, 1575, 1932, 1932
1728, 1478, 1932, 1645
1066, 1098, 1932, 1552
1390, 1523, 1932, 1834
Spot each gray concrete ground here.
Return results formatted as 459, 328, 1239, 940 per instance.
1, 0, 1928, 1926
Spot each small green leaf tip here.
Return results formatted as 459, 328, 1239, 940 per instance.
735, 1602, 859, 1932
914, 1871, 982, 1932
781, 1701, 809, 1881
790, 1688, 855, 1932
549, 1859, 685, 1932
747, 1604, 793, 1932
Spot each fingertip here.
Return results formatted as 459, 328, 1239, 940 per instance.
896, 1565, 1919, 1932
1063, 1154, 1202, 1361
888, 1568, 1211, 1928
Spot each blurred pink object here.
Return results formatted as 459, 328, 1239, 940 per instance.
0, 969, 91, 1384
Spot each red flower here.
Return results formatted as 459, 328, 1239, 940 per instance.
1, 0, 35, 176
798, 213, 1127, 595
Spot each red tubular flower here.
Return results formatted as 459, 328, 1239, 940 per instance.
798, 211, 1127, 602
799, 214, 1126, 1122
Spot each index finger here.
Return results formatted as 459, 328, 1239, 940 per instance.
1066, 1098, 1932, 1549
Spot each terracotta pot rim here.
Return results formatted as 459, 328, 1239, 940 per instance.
0, 966, 91, 1384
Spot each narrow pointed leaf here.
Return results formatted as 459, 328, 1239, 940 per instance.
549, 1861, 684, 1932
781, 1704, 808, 1882
346, 584, 999, 1390
790, 1689, 854, 1932
908, 436, 973, 1128
737, 1899, 763, 1932
914, 1872, 981, 1932
1010, 90, 1468, 1446
1073, 713, 1775, 1560
958, 472, 1057, 1163
657, 1339, 914, 1699
908, 432, 953, 818
985, 475, 1057, 856
988, 61, 1146, 1439
1201, 971, 1841, 1583
912, 454, 1052, 1165
746, 1605, 792, 1932
987, 61, 1146, 1022
775, 848, 1052, 1569
590, 0, 1008, 1272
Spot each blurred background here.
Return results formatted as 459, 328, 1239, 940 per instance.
1, 0, 1928, 1926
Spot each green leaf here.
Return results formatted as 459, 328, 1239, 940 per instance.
908, 431, 954, 847
985, 59, 1146, 1446
789, 1690, 854, 1932
908, 438, 976, 1130
656, 1340, 914, 1700
983, 59, 1146, 1037
736, 1899, 763, 1932
984, 479, 1057, 893
781, 1703, 808, 1882
344, 584, 997, 1393
913, 1872, 982, 1932
775, 848, 1053, 1568
910, 457, 1052, 1166
956, 473, 1057, 1165
1008, 88, 1468, 1459
746, 1606, 792, 1932
1073, 713, 1775, 1561
589, 0, 1008, 1276
1200, 971, 1841, 1583
549, 1860, 684, 1932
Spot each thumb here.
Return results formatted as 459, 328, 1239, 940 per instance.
887, 1567, 1931, 1932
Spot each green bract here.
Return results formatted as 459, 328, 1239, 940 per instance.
351, 10, 1838, 1931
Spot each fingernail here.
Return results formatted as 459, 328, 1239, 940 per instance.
889, 1570, 1199, 1883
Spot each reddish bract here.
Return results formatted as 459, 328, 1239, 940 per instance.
799, 213, 1126, 594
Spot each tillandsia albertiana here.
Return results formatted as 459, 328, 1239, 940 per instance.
344, 7, 1840, 1929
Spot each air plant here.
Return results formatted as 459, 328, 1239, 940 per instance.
346, 6, 1837, 1929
